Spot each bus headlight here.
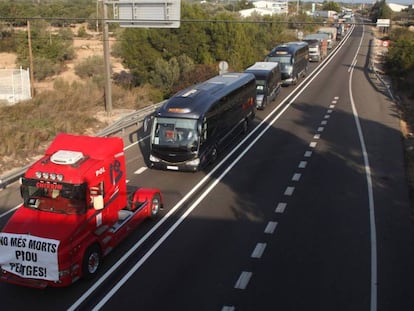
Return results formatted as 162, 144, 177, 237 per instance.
149, 154, 160, 163
256, 95, 264, 106
186, 158, 200, 166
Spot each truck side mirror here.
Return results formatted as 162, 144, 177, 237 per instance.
93, 195, 104, 210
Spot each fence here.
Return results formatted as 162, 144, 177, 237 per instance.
0, 67, 31, 105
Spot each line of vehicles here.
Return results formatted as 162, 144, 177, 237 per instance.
0, 23, 345, 289
146, 26, 344, 172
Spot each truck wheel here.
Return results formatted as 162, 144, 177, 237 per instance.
82, 244, 101, 279
150, 193, 161, 219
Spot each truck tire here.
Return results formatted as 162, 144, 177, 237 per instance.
150, 193, 161, 219
82, 244, 101, 279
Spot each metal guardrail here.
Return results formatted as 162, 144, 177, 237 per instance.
0, 101, 164, 189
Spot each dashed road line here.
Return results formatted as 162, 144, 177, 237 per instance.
284, 186, 295, 196
298, 161, 307, 168
251, 243, 267, 259
292, 173, 301, 181
304, 151, 312, 157
234, 271, 252, 289
275, 202, 287, 213
264, 221, 278, 234
134, 167, 147, 174
226, 96, 340, 310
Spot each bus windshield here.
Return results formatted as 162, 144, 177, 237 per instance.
151, 117, 199, 150
266, 55, 291, 64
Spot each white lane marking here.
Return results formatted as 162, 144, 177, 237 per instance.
334, 96, 339, 100
298, 161, 307, 168
234, 271, 252, 289
321, 120, 328, 125
304, 151, 313, 157
0, 205, 19, 218
284, 186, 295, 196
292, 173, 301, 181
309, 141, 317, 148
313, 134, 321, 140
324, 114, 331, 119
221, 306, 235, 311
327, 109, 333, 113
251, 243, 267, 258
348, 23, 377, 311
317, 127, 324, 132
134, 167, 147, 174
123, 134, 150, 150
330, 104, 336, 108
275, 202, 287, 213
264, 221, 278, 234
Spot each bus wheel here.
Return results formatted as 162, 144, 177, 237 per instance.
293, 74, 299, 85
82, 244, 101, 279
150, 193, 161, 219
210, 147, 218, 163
242, 119, 249, 134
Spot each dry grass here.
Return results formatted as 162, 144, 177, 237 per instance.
0, 80, 157, 177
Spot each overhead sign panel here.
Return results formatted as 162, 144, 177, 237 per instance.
117, 0, 181, 28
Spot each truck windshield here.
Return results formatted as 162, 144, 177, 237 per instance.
151, 117, 199, 151
20, 178, 87, 215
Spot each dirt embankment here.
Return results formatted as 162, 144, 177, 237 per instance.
0, 24, 125, 93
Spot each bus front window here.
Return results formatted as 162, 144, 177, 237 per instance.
152, 117, 199, 150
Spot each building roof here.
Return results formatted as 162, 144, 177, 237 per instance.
388, 3, 409, 11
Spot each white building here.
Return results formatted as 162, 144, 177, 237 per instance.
239, 0, 288, 17
388, 3, 409, 12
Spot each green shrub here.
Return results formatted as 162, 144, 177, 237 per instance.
74, 55, 105, 79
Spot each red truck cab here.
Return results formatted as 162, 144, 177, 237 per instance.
0, 133, 163, 288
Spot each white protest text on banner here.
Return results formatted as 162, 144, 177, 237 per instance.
0, 233, 60, 281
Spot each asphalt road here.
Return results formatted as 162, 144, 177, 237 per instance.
1, 21, 414, 311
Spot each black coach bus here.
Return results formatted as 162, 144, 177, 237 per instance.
265, 41, 309, 86
148, 73, 256, 171
245, 61, 281, 110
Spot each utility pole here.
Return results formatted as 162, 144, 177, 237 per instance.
27, 20, 35, 98
103, 1, 112, 114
